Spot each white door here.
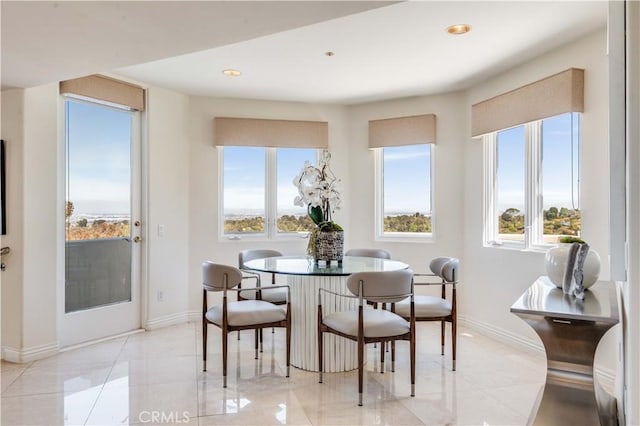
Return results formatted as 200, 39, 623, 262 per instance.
60, 97, 142, 347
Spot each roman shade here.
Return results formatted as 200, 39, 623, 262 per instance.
368, 114, 436, 148
213, 117, 328, 148
59, 75, 145, 111
471, 68, 584, 137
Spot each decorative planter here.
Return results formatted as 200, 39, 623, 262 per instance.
544, 243, 601, 290
314, 230, 344, 263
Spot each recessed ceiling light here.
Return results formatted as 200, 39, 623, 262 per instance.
222, 69, 241, 77
446, 24, 471, 35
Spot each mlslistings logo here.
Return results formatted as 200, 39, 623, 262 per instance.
138, 411, 190, 424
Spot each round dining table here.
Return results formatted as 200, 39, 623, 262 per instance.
243, 255, 409, 372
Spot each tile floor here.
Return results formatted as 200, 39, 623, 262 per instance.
1, 322, 548, 425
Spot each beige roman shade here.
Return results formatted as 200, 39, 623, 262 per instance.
471, 68, 584, 137
214, 117, 328, 148
60, 75, 145, 111
368, 114, 436, 148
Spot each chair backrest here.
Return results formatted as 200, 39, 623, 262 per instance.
429, 257, 459, 283
202, 262, 244, 291
238, 249, 283, 269
345, 248, 392, 259
346, 269, 413, 303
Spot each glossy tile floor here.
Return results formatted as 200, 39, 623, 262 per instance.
1, 322, 548, 425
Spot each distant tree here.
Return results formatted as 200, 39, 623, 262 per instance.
65, 201, 74, 219
501, 208, 521, 222
77, 218, 88, 227
545, 207, 559, 220
559, 207, 570, 217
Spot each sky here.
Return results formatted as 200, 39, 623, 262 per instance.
223, 146, 316, 215
497, 112, 580, 213
66, 99, 132, 216
66, 100, 579, 218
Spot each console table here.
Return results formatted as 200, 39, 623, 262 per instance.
511, 276, 619, 426
243, 255, 409, 372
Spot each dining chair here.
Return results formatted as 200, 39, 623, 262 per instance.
317, 269, 415, 406
346, 248, 393, 346
238, 249, 287, 305
238, 249, 287, 344
392, 256, 459, 370
345, 248, 392, 259
201, 261, 291, 388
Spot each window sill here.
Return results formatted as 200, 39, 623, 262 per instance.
484, 242, 552, 254
375, 233, 435, 244
220, 233, 309, 243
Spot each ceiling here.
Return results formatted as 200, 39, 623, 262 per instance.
2, 1, 607, 105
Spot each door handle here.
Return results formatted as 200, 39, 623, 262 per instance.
133, 236, 142, 243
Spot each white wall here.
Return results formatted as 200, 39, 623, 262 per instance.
144, 86, 191, 328
1, 89, 25, 354
1, 84, 59, 362
462, 28, 618, 373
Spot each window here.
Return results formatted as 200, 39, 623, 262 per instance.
221, 146, 317, 239
375, 144, 432, 239
484, 112, 581, 248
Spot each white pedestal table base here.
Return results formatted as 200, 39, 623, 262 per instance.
289, 274, 358, 372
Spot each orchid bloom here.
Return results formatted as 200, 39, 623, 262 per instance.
293, 151, 342, 223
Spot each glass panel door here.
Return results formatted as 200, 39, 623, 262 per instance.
62, 98, 140, 346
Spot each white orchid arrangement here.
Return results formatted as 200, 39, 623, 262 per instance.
293, 151, 342, 231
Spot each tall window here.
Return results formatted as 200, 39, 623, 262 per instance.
484, 112, 581, 248
221, 146, 317, 239
376, 144, 432, 239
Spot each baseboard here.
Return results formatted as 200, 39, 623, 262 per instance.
145, 311, 192, 330
1, 342, 59, 364
187, 310, 201, 323
459, 315, 617, 389
60, 329, 145, 353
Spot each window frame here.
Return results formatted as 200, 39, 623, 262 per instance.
483, 114, 580, 251
374, 144, 435, 243
218, 146, 319, 241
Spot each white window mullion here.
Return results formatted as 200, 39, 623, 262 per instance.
483, 133, 499, 244
525, 121, 543, 247
266, 148, 277, 238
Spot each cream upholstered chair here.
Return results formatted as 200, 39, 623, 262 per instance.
345, 248, 392, 259
201, 262, 291, 388
238, 249, 287, 305
318, 269, 415, 406
345, 248, 392, 310
393, 257, 459, 370
238, 249, 287, 342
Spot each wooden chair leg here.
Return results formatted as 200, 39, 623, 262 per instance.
318, 328, 323, 383
260, 328, 263, 353
410, 331, 416, 397
222, 331, 228, 388
202, 321, 207, 372
358, 336, 364, 406
452, 318, 457, 371
380, 340, 385, 373
286, 322, 291, 378
254, 329, 259, 359
441, 320, 445, 356
391, 340, 396, 372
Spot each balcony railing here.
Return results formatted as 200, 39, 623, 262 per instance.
65, 238, 131, 313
